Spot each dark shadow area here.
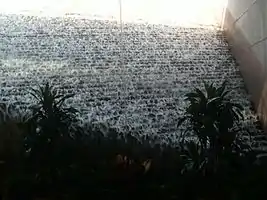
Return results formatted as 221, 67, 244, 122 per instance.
0, 81, 266, 200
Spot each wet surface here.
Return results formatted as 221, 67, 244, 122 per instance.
0, 14, 261, 141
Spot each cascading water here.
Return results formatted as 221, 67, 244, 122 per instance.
0, 1, 264, 144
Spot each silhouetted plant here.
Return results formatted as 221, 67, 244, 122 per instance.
0, 103, 30, 199
0, 103, 28, 159
0, 81, 267, 200
29, 82, 78, 132
178, 81, 261, 199
179, 81, 244, 152
25, 82, 79, 148
21, 82, 80, 196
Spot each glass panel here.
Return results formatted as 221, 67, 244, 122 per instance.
121, 0, 226, 27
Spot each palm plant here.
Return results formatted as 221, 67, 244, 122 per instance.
29, 82, 78, 134
23, 82, 80, 193
178, 81, 251, 182
178, 81, 244, 151
26, 82, 79, 149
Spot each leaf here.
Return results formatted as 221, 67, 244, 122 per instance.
217, 80, 227, 96
221, 90, 230, 98
143, 159, 152, 173
207, 97, 221, 105
204, 81, 210, 92
116, 154, 123, 164
185, 91, 199, 99
195, 88, 206, 101
56, 94, 75, 107
54, 94, 64, 99
232, 103, 244, 111
180, 128, 194, 143
29, 87, 42, 101
232, 110, 240, 122
177, 117, 188, 127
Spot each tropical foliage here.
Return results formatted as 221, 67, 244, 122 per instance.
0, 81, 266, 200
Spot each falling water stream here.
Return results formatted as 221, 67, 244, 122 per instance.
0, 0, 263, 142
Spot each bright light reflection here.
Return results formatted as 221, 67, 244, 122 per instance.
0, 0, 228, 26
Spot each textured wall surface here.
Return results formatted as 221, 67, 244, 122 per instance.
224, 0, 267, 129
0, 14, 261, 141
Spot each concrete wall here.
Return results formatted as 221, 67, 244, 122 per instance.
224, 0, 267, 128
